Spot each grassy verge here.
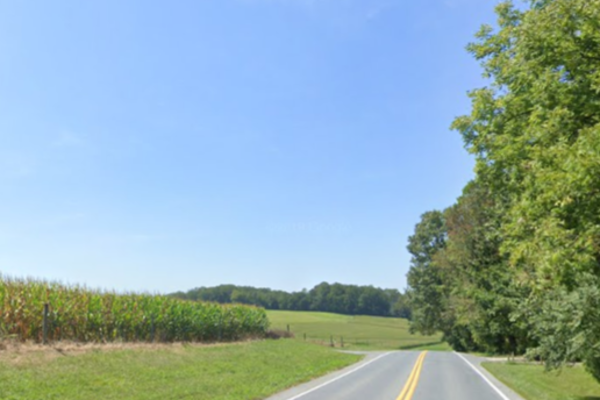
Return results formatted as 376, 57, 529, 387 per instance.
483, 362, 600, 400
0, 340, 362, 400
267, 310, 444, 350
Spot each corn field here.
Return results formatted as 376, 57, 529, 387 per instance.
0, 275, 269, 343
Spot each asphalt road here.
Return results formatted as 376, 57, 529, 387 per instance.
266, 351, 525, 400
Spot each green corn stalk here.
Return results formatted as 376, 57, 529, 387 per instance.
0, 275, 267, 344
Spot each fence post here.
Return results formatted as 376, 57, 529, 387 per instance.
287, 324, 290, 333
341, 336, 344, 348
330, 335, 334, 347
43, 303, 49, 345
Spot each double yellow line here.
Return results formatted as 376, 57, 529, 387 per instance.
396, 351, 427, 400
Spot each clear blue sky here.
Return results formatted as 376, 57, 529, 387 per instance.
0, 0, 499, 294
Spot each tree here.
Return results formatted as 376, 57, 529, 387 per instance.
391, 293, 412, 319
171, 282, 408, 318
406, 211, 447, 335
451, 0, 600, 378
452, 0, 600, 288
439, 181, 532, 354
357, 286, 390, 316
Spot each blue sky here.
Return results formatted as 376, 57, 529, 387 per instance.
0, 0, 499, 293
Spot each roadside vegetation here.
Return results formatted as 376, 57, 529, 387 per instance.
483, 362, 600, 400
0, 339, 361, 400
405, 0, 600, 384
0, 275, 267, 343
267, 310, 448, 351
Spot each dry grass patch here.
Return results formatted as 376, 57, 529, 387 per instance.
0, 338, 253, 367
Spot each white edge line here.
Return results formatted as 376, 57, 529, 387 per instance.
454, 351, 511, 400
285, 352, 393, 400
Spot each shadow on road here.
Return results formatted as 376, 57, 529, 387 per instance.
398, 341, 445, 350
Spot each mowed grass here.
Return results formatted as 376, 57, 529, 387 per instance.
0, 340, 362, 400
483, 362, 600, 400
267, 310, 448, 351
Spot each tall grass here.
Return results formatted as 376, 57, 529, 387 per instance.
0, 275, 268, 343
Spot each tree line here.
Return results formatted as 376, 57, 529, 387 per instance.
406, 0, 600, 382
171, 282, 411, 319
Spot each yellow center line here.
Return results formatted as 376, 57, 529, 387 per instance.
396, 351, 427, 400
395, 352, 424, 400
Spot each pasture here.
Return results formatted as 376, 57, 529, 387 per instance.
267, 310, 448, 350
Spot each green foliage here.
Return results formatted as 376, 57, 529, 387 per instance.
406, 0, 600, 382
451, 0, 600, 377
0, 275, 268, 343
391, 293, 412, 320
524, 276, 600, 381
173, 282, 409, 318
405, 186, 531, 353
452, 0, 600, 288
444, 182, 533, 354
406, 210, 447, 336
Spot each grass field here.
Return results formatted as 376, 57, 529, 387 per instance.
483, 362, 600, 400
267, 310, 449, 351
0, 340, 361, 400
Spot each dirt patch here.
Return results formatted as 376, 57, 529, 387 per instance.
0, 339, 256, 366
485, 356, 528, 363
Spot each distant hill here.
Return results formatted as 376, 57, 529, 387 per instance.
171, 282, 411, 319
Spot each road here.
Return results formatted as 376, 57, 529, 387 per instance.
266, 351, 525, 400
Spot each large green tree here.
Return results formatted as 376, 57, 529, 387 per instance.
439, 181, 532, 354
406, 210, 447, 335
451, 0, 600, 378
453, 0, 600, 288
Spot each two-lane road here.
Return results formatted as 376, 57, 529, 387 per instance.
267, 351, 524, 400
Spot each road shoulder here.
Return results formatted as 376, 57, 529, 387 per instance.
454, 352, 525, 400
265, 351, 390, 400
